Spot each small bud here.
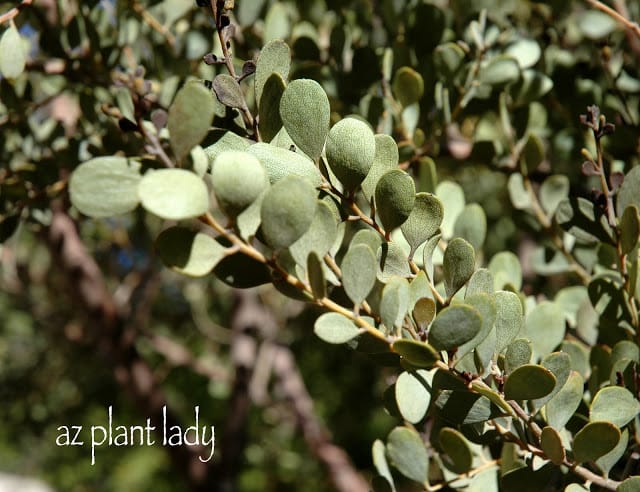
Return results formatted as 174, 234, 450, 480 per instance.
580, 148, 595, 162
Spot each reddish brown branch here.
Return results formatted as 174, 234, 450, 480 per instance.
0, 0, 33, 24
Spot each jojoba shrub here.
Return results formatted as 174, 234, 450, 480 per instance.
2, 0, 640, 491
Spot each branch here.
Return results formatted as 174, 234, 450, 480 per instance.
131, 0, 176, 48
0, 0, 33, 25
585, 0, 640, 39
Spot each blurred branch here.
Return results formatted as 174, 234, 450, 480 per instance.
271, 345, 369, 492
131, 0, 176, 47
45, 202, 217, 492
585, 0, 640, 38
0, 0, 33, 24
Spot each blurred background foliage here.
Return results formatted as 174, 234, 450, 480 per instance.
2, 0, 640, 491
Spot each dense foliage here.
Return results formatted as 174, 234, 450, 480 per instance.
2, 0, 640, 491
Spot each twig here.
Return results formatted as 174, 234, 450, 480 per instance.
0, 0, 33, 24
131, 0, 176, 47
585, 0, 640, 39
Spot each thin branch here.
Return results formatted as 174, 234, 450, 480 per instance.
0, 0, 33, 24
585, 0, 640, 39
131, 0, 176, 47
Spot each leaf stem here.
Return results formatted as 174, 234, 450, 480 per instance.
0, 0, 32, 24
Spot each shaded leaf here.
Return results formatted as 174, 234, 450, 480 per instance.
375, 170, 416, 233
429, 304, 482, 351
479, 55, 520, 86
573, 422, 620, 463
212, 73, 245, 109
70, 157, 141, 218
436, 181, 465, 238
290, 201, 338, 266
155, 227, 225, 277
248, 142, 322, 185
413, 298, 436, 331
258, 73, 285, 142
307, 251, 326, 299
540, 175, 570, 216
620, 205, 639, 255
439, 428, 473, 474
362, 134, 400, 200
392, 67, 424, 107
377, 242, 412, 281
544, 371, 583, 429
453, 204, 486, 250
213, 251, 271, 288
392, 339, 440, 368
401, 193, 444, 257
504, 364, 556, 400
443, 237, 475, 298
255, 39, 291, 105
386, 427, 429, 483
540, 427, 565, 465
504, 339, 532, 373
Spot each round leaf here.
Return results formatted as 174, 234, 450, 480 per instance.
578, 10, 618, 40
495, 291, 524, 353
212, 73, 245, 109
213, 251, 271, 288
392, 67, 424, 107
401, 192, 444, 256
138, 169, 209, 220
396, 370, 432, 424
544, 372, 584, 429
504, 338, 532, 373
453, 203, 486, 250
526, 301, 565, 361
69, 157, 141, 217
386, 427, 429, 483
540, 427, 565, 465
377, 242, 412, 281
480, 55, 521, 87
325, 118, 376, 191
342, 243, 378, 305
155, 227, 225, 277
258, 73, 285, 142
248, 142, 322, 186
375, 170, 416, 233
436, 181, 465, 238
413, 297, 436, 330
392, 339, 440, 368
489, 251, 522, 290
168, 82, 215, 162
504, 364, 556, 401
380, 277, 410, 329
620, 205, 640, 255
430, 304, 482, 351
279, 79, 330, 159
506, 38, 541, 69
573, 422, 620, 464
260, 175, 317, 249
361, 134, 399, 200
618, 477, 640, 492
314, 312, 362, 344
540, 175, 570, 217
0, 22, 26, 79
255, 39, 291, 106
211, 151, 269, 217
439, 428, 472, 474
290, 201, 338, 266
443, 237, 475, 298
590, 386, 640, 428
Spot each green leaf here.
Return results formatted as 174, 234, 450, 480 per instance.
510, 70, 554, 105
248, 142, 322, 186
372, 440, 395, 492
377, 242, 412, 281
401, 193, 444, 257
544, 371, 584, 429
392, 339, 440, 368
290, 201, 338, 266
436, 181, 465, 239
280, 79, 330, 160
489, 252, 522, 291
263, 2, 291, 42
466, 269, 494, 297
325, 117, 376, 191
590, 386, 640, 428
618, 477, 640, 492
255, 39, 291, 106
361, 134, 400, 201
351, 228, 383, 253
212, 74, 245, 109
395, 370, 433, 424
0, 21, 26, 79
557, 196, 614, 243
392, 67, 424, 107
443, 237, 475, 298
314, 312, 362, 344
433, 42, 466, 80
504, 339, 532, 373
430, 304, 482, 351
612, 340, 640, 364
456, 293, 497, 362
521, 133, 544, 174
307, 252, 326, 299
211, 151, 269, 217
540, 175, 570, 217
138, 169, 209, 220
508, 173, 532, 210
533, 352, 571, 411
342, 243, 378, 306
155, 227, 225, 277
439, 428, 473, 474
69, 157, 141, 217
213, 251, 271, 288
413, 297, 436, 331
236, 190, 266, 240
620, 205, 639, 255
525, 301, 565, 361
258, 73, 285, 142
435, 390, 502, 425
596, 429, 628, 476
494, 291, 524, 353
422, 234, 441, 282
375, 170, 416, 233
540, 427, 565, 465
380, 277, 410, 330
260, 175, 317, 249
203, 130, 251, 162
386, 427, 429, 483
573, 422, 620, 464
578, 10, 618, 40
506, 38, 541, 69
479, 55, 521, 87
504, 364, 556, 401
453, 204, 486, 250
168, 82, 215, 162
